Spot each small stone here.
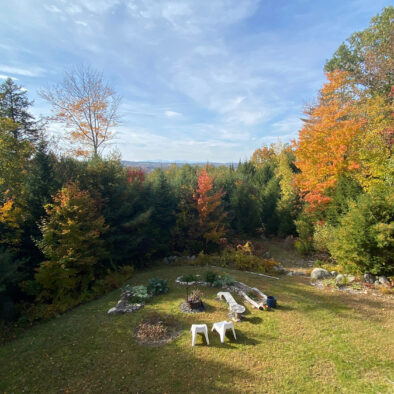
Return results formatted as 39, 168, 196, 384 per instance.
311, 268, 331, 280
346, 275, 356, 283
331, 271, 338, 277
363, 273, 375, 284
273, 265, 286, 274
264, 251, 271, 259
336, 274, 344, 284
293, 271, 306, 276
378, 276, 390, 285
163, 257, 169, 264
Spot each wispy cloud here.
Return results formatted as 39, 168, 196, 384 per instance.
165, 110, 182, 118
1, 0, 390, 161
0, 74, 18, 80
75, 20, 88, 27
44, 4, 62, 13
0, 65, 45, 77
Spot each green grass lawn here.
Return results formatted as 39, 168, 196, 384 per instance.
1, 265, 393, 393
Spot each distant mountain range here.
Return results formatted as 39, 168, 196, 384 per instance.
121, 160, 238, 173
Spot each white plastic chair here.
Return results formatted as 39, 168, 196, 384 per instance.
212, 320, 237, 343
191, 324, 210, 346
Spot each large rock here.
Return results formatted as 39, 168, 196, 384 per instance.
311, 268, 331, 280
363, 273, 375, 284
107, 303, 143, 315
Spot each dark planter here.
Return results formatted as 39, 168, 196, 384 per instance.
266, 296, 277, 308
188, 300, 202, 310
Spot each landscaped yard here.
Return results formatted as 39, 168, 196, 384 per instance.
1, 265, 393, 393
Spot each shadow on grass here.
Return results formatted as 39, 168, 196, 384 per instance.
245, 316, 262, 324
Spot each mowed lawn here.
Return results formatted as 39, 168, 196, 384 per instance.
1, 265, 393, 393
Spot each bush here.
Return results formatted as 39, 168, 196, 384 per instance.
147, 278, 169, 295
122, 284, 150, 303
92, 266, 134, 295
313, 222, 335, 253
233, 252, 278, 273
295, 215, 314, 255
204, 270, 218, 284
328, 186, 394, 275
212, 273, 235, 287
181, 274, 197, 283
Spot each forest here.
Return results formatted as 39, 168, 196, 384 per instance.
0, 7, 392, 324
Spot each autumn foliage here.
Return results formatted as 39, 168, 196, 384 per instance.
294, 71, 366, 211
193, 168, 226, 247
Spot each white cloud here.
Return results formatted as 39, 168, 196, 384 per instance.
0, 65, 45, 77
44, 4, 62, 13
116, 125, 244, 162
66, 5, 83, 14
0, 74, 18, 80
75, 20, 88, 27
165, 110, 181, 118
82, 0, 119, 14
272, 117, 303, 134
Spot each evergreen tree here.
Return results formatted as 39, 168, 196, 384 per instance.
149, 170, 176, 256
0, 78, 41, 142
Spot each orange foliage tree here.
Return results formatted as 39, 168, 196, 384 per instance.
40, 65, 120, 157
193, 168, 226, 248
126, 167, 145, 184
293, 71, 366, 212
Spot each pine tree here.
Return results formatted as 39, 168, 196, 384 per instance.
0, 78, 41, 142
149, 170, 176, 256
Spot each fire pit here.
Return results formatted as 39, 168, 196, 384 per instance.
188, 289, 204, 309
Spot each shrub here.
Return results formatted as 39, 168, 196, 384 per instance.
328, 186, 393, 275
314, 260, 343, 273
212, 273, 235, 287
181, 274, 197, 283
122, 284, 150, 303
92, 266, 134, 295
194, 251, 220, 266
147, 278, 169, 295
313, 222, 335, 253
233, 252, 278, 273
294, 215, 314, 255
204, 270, 218, 284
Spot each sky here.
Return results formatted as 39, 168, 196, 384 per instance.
0, 0, 391, 162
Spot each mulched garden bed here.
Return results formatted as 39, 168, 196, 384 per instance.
134, 312, 182, 346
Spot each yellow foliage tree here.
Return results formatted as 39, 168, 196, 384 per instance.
293, 71, 366, 211
40, 66, 120, 157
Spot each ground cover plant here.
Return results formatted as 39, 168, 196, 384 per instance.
0, 265, 393, 393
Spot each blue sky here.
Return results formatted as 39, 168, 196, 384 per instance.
0, 0, 391, 162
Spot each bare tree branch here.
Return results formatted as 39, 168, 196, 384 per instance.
39, 65, 121, 157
